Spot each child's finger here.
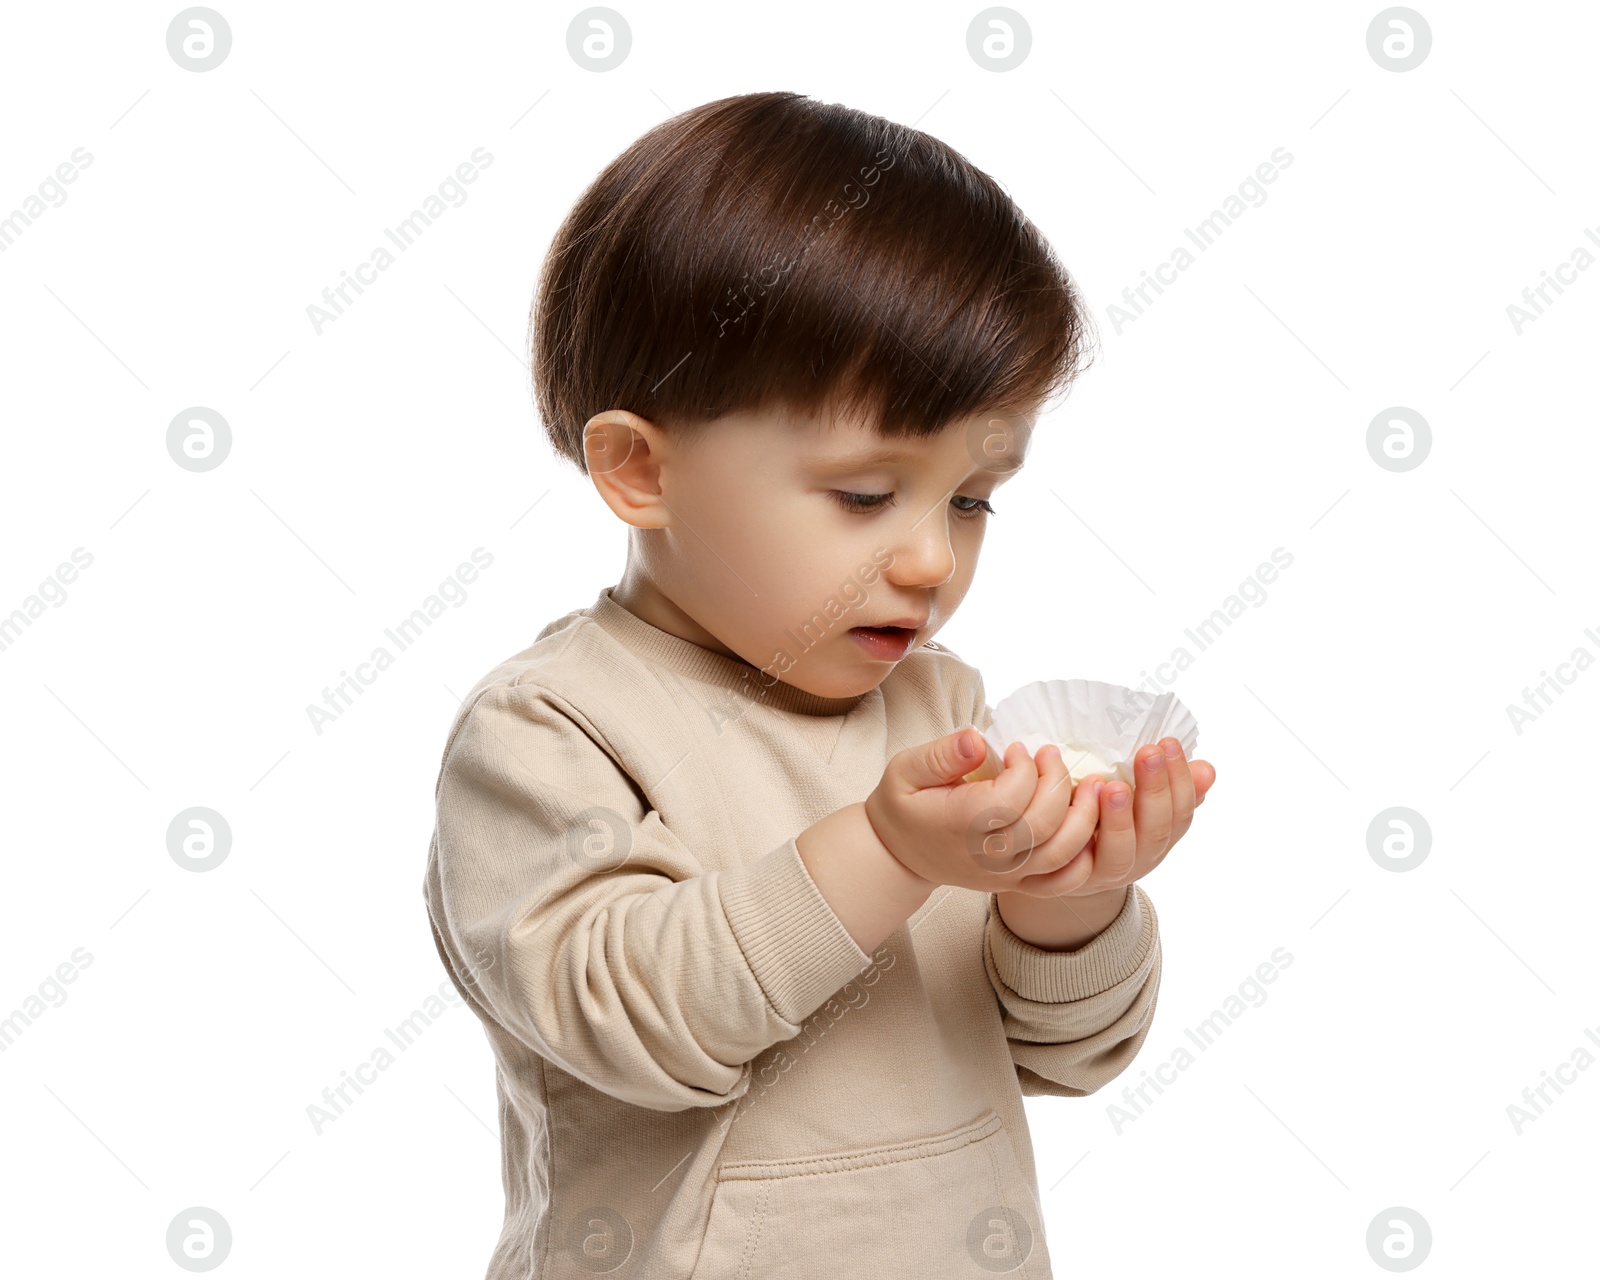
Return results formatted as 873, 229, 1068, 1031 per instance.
1012, 846, 1096, 897
992, 741, 1040, 814
960, 735, 1004, 784
1131, 743, 1173, 853
967, 743, 1043, 872
1163, 737, 1195, 826
1015, 778, 1097, 883
1016, 770, 1101, 878
1011, 744, 1075, 852
1073, 776, 1102, 865
1095, 772, 1139, 880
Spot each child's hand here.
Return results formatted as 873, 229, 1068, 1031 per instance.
863, 729, 1101, 894
1003, 738, 1217, 899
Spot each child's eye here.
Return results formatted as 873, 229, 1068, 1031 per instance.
832, 491, 896, 514
831, 491, 996, 519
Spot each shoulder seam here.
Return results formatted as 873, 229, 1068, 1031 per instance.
435, 675, 607, 798
511, 612, 601, 689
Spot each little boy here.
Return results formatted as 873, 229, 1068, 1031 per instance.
424, 91, 1212, 1280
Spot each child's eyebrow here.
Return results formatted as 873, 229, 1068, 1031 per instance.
811, 443, 1025, 476
811, 444, 916, 470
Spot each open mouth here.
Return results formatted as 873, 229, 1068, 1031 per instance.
848, 625, 917, 660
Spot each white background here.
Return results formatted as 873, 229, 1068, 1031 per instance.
2, 1, 1596, 1275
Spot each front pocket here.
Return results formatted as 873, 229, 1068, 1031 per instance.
690, 1109, 1051, 1279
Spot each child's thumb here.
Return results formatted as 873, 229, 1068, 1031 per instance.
919, 727, 991, 787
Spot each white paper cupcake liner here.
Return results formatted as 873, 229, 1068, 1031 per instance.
981, 678, 1200, 789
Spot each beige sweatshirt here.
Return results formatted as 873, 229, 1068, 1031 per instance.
423, 586, 1162, 1279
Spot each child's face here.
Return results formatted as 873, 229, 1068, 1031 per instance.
587, 402, 1031, 700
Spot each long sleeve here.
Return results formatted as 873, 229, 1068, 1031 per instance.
965, 667, 1163, 1097
984, 883, 1161, 1097
424, 681, 873, 1113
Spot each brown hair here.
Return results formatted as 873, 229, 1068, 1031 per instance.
530, 91, 1096, 474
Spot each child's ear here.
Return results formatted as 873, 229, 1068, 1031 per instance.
584, 410, 669, 529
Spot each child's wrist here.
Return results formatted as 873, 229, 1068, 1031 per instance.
856, 800, 938, 892
853, 802, 937, 893
797, 803, 936, 953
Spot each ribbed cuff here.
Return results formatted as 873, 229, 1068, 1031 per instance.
986, 884, 1155, 1004
718, 835, 873, 1024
